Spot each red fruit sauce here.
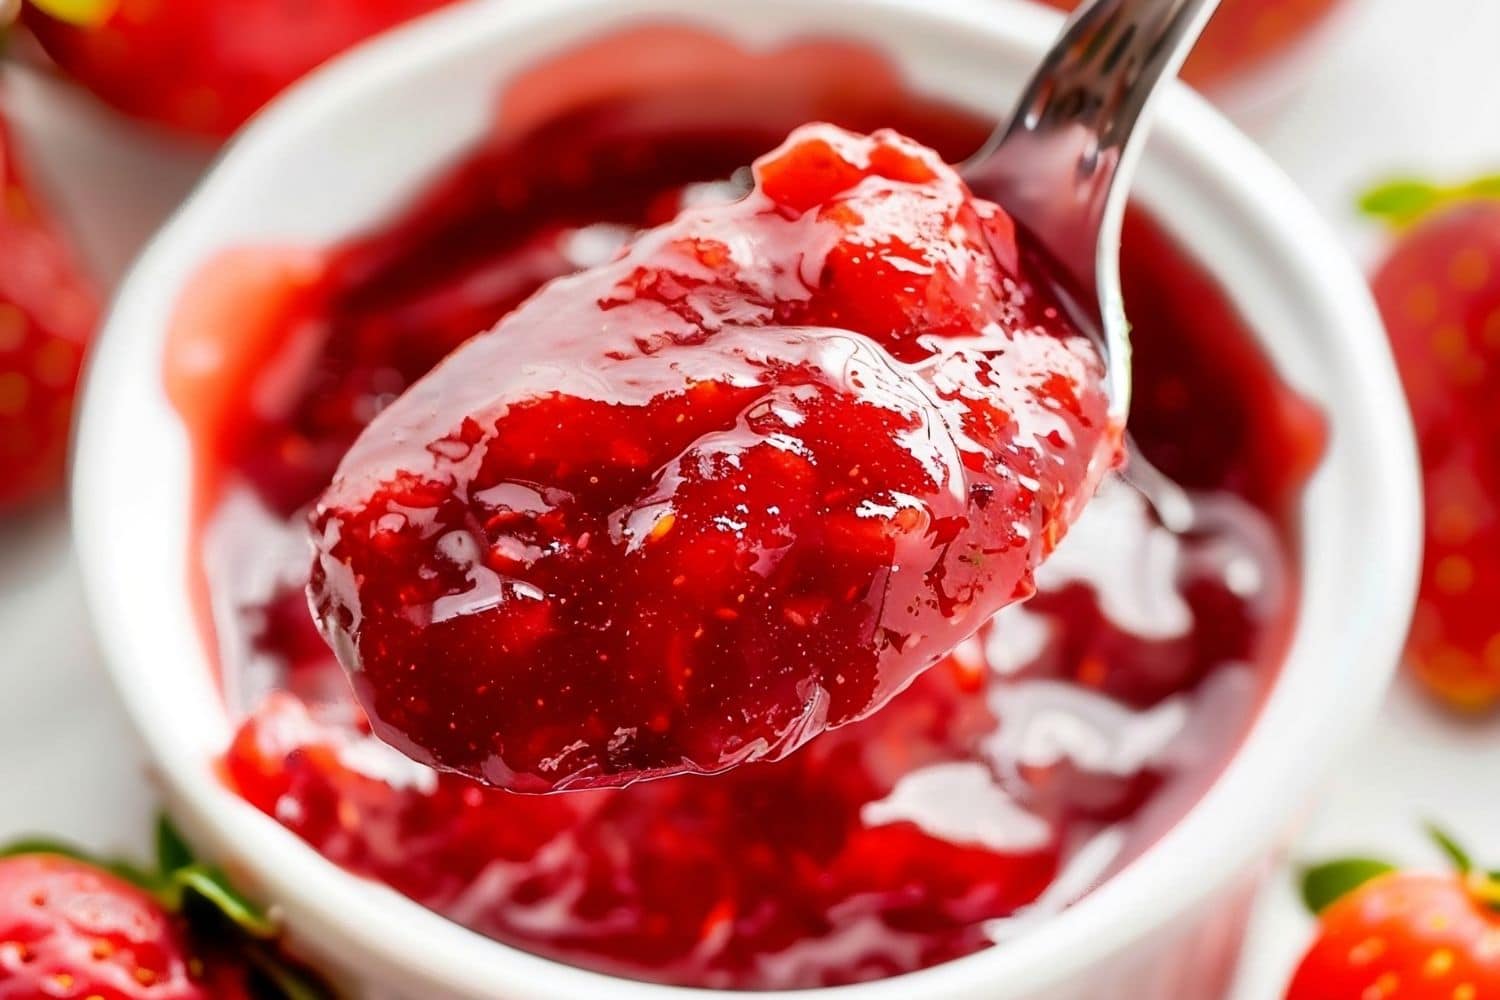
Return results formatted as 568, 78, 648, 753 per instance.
169, 30, 1325, 990
306, 123, 1118, 792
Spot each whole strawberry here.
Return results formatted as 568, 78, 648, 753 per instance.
23, 0, 454, 138
1364, 176, 1500, 711
1287, 829, 1500, 999
0, 106, 98, 512
0, 820, 331, 999
0, 853, 213, 999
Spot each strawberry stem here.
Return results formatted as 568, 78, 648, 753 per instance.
1428, 823, 1474, 874
1421, 824, 1500, 915
173, 864, 279, 939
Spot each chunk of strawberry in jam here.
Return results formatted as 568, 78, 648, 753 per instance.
308, 124, 1119, 791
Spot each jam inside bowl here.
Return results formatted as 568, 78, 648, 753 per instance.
72, 0, 1420, 997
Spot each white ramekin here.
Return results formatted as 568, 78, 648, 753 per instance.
71, 1, 1420, 997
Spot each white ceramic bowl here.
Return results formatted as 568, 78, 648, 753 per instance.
72, 0, 1421, 997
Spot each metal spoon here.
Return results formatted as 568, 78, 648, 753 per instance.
965, 0, 1222, 424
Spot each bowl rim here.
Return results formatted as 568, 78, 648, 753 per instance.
71, 0, 1422, 996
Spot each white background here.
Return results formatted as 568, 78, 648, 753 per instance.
2, 0, 1498, 994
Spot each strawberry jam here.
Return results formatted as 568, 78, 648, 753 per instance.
306, 124, 1118, 791
178, 31, 1323, 990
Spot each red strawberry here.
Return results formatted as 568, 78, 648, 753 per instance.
0, 106, 99, 512
23, 0, 454, 138
1365, 176, 1500, 711
1041, 0, 1344, 91
0, 853, 213, 999
0, 821, 331, 999
1286, 830, 1500, 999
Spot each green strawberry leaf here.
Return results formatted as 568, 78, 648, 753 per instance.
1361, 173, 1500, 229
156, 815, 196, 874
1359, 180, 1443, 228
1428, 823, 1474, 874
26, 0, 115, 27
1300, 858, 1396, 914
174, 864, 279, 940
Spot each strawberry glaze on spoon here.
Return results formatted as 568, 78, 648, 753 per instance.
308, 125, 1120, 791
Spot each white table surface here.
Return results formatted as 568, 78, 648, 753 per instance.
2, 1, 1497, 994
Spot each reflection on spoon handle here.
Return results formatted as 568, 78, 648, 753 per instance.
1007, 0, 1221, 156
972, 0, 1221, 228
964, 0, 1222, 421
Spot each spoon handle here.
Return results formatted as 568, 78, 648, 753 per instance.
1011, 0, 1220, 153
967, 0, 1221, 293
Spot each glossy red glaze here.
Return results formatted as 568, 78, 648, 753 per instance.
307, 124, 1118, 791
174, 34, 1318, 989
